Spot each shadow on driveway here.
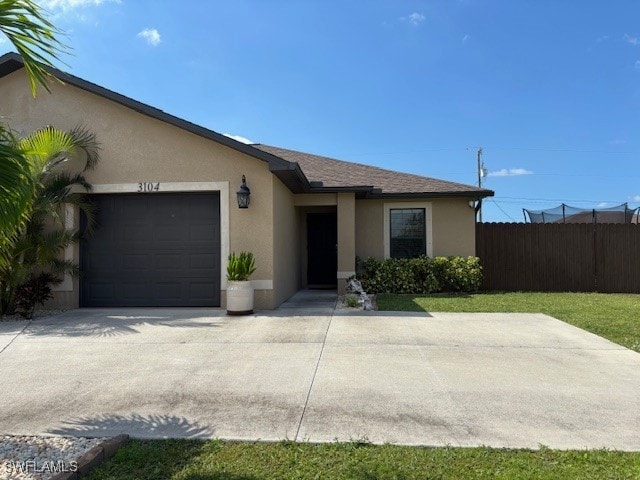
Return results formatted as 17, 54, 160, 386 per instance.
22, 310, 225, 338
47, 413, 215, 439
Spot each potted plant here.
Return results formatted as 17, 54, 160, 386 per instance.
226, 251, 257, 315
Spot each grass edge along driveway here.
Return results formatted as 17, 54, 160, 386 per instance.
377, 291, 640, 353
86, 439, 640, 480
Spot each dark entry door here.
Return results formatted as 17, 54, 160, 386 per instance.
307, 212, 337, 286
80, 192, 220, 307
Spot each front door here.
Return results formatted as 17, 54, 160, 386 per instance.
307, 212, 337, 287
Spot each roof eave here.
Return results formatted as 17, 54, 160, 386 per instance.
299, 186, 494, 200
0, 52, 295, 173
368, 189, 495, 200
269, 161, 313, 193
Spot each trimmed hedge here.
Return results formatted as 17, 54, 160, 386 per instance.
356, 255, 482, 294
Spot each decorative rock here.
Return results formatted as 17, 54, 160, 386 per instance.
0, 435, 107, 480
362, 295, 374, 311
345, 278, 365, 295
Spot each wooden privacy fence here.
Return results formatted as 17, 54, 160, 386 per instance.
476, 223, 640, 293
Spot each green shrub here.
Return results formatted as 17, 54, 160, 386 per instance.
343, 294, 360, 308
226, 251, 257, 281
14, 273, 59, 319
357, 255, 482, 294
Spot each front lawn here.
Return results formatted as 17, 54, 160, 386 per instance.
377, 292, 640, 352
86, 440, 640, 480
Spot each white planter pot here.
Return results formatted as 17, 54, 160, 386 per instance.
226, 280, 254, 315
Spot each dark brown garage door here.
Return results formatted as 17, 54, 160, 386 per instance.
80, 192, 220, 307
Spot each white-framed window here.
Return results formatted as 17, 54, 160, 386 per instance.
383, 202, 433, 259
389, 208, 426, 258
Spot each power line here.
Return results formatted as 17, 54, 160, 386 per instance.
335, 146, 640, 158
488, 198, 517, 222
494, 196, 640, 205
434, 172, 640, 179
485, 147, 640, 155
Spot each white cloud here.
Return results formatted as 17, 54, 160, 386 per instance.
488, 168, 533, 177
630, 195, 640, 202
223, 133, 254, 145
137, 28, 161, 47
40, 0, 119, 11
402, 12, 425, 26
462, 34, 470, 43
635, 60, 640, 71
597, 202, 612, 208
625, 33, 639, 46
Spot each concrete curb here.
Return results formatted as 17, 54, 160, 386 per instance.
50, 434, 129, 480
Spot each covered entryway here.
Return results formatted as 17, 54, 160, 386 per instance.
80, 192, 221, 307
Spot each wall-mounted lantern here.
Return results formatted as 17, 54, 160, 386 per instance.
236, 175, 251, 208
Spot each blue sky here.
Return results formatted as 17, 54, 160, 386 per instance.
2, 0, 640, 222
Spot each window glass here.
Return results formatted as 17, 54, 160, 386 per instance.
390, 208, 426, 258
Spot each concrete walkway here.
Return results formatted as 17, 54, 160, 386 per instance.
0, 293, 639, 450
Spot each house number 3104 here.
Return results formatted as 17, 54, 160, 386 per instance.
137, 182, 160, 192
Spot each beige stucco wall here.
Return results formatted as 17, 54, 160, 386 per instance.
337, 193, 356, 293
0, 69, 278, 309
431, 198, 477, 256
272, 176, 301, 306
355, 197, 477, 261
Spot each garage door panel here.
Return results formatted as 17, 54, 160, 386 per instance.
154, 282, 182, 300
154, 226, 184, 242
121, 283, 150, 300
81, 193, 220, 307
155, 254, 183, 270
122, 254, 152, 270
189, 282, 217, 300
189, 253, 217, 269
86, 283, 115, 301
122, 226, 150, 243
189, 224, 217, 242
87, 253, 115, 271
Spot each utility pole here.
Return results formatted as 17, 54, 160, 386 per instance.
477, 147, 485, 222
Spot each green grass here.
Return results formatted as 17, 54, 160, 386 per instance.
86, 439, 640, 480
377, 292, 640, 352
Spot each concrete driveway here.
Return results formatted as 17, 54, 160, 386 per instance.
0, 293, 639, 450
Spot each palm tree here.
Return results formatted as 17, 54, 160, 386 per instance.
0, 125, 100, 315
0, 0, 68, 252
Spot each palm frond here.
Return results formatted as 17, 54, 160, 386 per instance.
67, 194, 97, 236
0, 127, 34, 270
0, 142, 33, 233
0, 0, 69, 96
19, 126, 76, 174
50, 258, 79, 277
37, 171, 91, 208
69, 126, 100, 171
34, 229, 78, 265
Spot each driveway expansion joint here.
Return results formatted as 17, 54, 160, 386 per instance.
294, 308, 335, 441
0, 320, 32, 356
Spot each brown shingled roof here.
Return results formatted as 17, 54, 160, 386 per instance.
253, 144, 493, 197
